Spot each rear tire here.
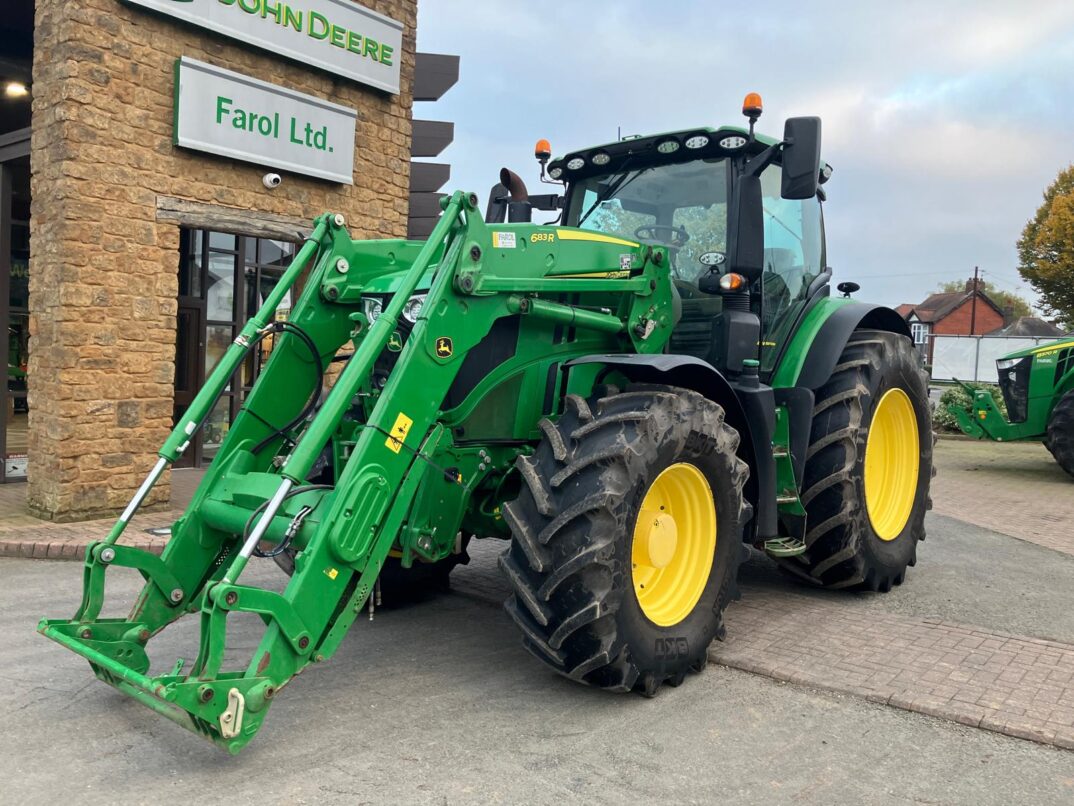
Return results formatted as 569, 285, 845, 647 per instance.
778, 330, 933, 591
500, 385, 749, 694
1045, 390, 1074, 478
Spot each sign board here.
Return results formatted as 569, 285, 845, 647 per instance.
124, 0, 403, 94
174, 57, 357, 184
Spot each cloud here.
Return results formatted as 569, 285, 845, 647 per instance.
416, 0, 1073, 310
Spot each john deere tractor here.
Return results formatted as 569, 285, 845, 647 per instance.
40, 95, 933, 752
949, 337, 1074, 477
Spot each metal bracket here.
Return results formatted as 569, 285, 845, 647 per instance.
219, 687, 245, 739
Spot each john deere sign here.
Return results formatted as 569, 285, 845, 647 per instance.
174, 57, 357, 183
124, 0, 403, 94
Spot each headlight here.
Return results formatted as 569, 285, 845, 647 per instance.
996, 358, 1020, 371
362, 297, 383, 322
402, 294, 426, 323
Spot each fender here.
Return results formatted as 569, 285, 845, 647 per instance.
771, 299, 912, 390
566, 353, 764, 538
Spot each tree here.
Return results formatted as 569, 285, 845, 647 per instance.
936, 279, 1032, 320
1018, 164, 1074, 330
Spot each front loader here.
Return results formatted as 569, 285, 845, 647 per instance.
40, 95, 933, 753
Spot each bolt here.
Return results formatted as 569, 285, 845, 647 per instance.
99, 547, 115, 563
298, 636, 310, 650
224, 591, 238, 606
336, 258, 349, 274
460, 275, 474, 293
80, 628, 92, 639
199, 685, 214, 703
170, 588, 184, 603
325, 285, 339, 300
469, 245, 482, 262
333, 213, 346, 227
467, 192, 479, 208
265, 686, 276, 699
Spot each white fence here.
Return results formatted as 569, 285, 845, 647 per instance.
929, 335, 1058, 383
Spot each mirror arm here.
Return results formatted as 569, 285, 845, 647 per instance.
743, 142, 782, 178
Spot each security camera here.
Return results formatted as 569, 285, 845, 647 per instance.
262, 173, 282, 189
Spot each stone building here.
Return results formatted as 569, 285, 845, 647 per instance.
0, 0, 455, 520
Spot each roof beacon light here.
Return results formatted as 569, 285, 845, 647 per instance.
535, 139, 552, 162
742, 92, 763, 138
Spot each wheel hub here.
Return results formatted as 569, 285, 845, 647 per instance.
630, 462, 717, 627
864, 387, 920, 541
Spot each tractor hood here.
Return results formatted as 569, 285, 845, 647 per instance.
998, 337, 1074, 361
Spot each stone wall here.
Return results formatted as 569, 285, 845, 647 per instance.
28, 0, 416, 521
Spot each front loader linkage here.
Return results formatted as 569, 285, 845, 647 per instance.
39, 191, 672, 752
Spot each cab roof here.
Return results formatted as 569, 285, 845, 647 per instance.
547, 125, 832, 184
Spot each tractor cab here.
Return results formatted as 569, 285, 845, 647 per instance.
495, 94, 831, 379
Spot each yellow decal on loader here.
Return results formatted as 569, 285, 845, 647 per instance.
555, 229, 639, 247
385, 412, 413, 454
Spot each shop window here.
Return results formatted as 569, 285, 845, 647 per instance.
174, 229, 298, 467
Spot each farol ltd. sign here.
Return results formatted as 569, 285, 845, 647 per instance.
124, 0, 403, 94
174, 57, 357, 183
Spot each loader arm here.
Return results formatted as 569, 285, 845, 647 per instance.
39, 191, 674, 753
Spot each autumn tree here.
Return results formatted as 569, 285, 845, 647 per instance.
936, 279, 1032, 320
1018, 165, 1074, 329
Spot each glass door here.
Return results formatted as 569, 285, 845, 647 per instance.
173, 229, 298, 467
1, 147, 30, 483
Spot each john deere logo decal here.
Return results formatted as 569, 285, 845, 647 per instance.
387, 331, 403, 352
435, 337, 454, 358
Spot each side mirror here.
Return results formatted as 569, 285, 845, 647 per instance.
780, 117, 821, 200
726, 173, 764, 278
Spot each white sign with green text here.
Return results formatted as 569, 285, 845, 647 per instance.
123, 0, 402, 94
174, 57, 357, 184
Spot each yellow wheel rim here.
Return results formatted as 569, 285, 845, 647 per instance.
864, 387, 920, 541
631, 462, 717, 627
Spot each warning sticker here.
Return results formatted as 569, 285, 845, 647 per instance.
493, 231, 517, 249
385, 412, 413, 454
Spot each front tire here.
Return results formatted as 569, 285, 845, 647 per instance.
1045, 390, 1074, 478
778, 330, 933, 591
500, 385, 749, 694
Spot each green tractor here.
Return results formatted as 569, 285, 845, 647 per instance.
40, 95, 933, 752
949, 337, 1074, 477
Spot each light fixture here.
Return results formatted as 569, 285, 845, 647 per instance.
362, 297, 383, 323
684, 135, 710, 149
5, 82, 28, 98
402, 294, 426, 323
548, 166, 563, 179
656, 139, 680, 154
719, 272, 747, 292
566, 156, 585, 171
718, 135, 747, 150
591, 151, 610, 166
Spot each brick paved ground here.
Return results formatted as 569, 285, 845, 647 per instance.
931, 437, 1074, 557
0, 469, 203, 559
709, 586, 1074, 750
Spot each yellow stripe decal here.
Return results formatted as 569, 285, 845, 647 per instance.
1031, 340, 1074, 355
555, 229, 639, 248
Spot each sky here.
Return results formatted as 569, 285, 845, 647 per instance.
415, 0, 1074, 312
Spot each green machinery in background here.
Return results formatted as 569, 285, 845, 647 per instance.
40, 95, 934, 753
949, 338, 1074, 477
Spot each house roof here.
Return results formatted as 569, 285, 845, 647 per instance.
996, 316, 1067, 338
895, 303, 914, 318
899, 289, 1006, 325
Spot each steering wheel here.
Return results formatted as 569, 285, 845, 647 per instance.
634, 224, 690, 248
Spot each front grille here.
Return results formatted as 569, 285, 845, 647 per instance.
997, 356, 1031, 423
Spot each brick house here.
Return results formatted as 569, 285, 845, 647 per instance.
896, 279, 1007, 363
0, 0, 458, 520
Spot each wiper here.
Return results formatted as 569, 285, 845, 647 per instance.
576, 161, 649, 227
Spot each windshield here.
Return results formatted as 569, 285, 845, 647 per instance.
565, 159, 728, 284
